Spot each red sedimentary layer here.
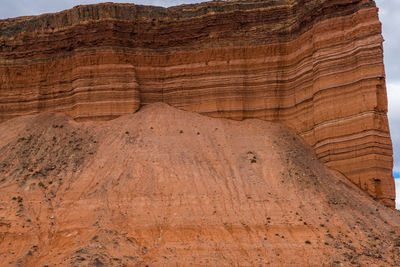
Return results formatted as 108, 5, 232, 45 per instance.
0, 0, 395, 206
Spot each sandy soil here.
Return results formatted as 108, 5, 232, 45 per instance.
0, 103, 399, 266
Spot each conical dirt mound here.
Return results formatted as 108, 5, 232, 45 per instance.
0, 103, 399, 266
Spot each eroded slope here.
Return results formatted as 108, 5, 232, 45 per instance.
0, 103, 399, 266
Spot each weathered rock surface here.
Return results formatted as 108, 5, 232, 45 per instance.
0, 1, 394, 205
0, 103, 399, 266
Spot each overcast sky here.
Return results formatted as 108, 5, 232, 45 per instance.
377, 0, 400, 176
0, 0, 399, 207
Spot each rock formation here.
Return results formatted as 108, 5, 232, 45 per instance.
0, 103, 399, 266
0, 0, 395, 207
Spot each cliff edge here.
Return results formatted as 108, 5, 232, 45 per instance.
0, 0, 395, 206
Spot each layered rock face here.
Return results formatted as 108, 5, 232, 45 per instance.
0, 0, 394, 206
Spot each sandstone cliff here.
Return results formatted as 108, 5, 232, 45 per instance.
0, 103, 399, 266
0, 0, 395, 206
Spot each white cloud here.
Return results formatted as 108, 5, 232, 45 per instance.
0, 1, 206, 19
377, 0, 400, 83
387, 82, 400, 175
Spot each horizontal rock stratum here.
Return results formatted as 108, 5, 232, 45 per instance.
0, 0, 395, 207
0, 103, 399, 266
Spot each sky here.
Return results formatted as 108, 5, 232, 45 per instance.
376, 0, 400, 209
0, 0, 399, 207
